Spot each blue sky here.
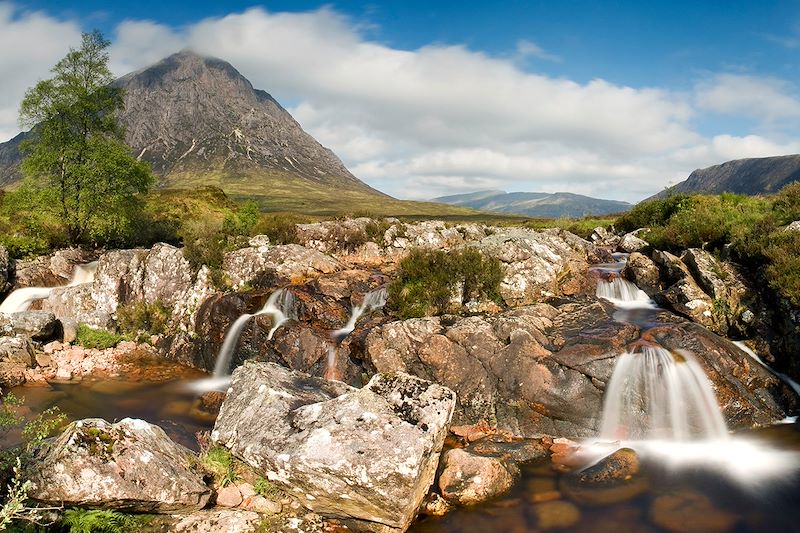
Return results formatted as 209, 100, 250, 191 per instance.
2, 1, 800, 201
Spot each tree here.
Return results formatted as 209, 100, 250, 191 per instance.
17, 30, 152, 245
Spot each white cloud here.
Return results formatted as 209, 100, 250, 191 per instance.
516, 39, 561, 62
695, 73, 800, 124
0, 2, 81, 141
2, 4, 800, 203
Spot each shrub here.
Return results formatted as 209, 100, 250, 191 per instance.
764, 230, 800, 306
179, 218, 227, 270
75, 325, 125, 350
388, 248, 504, 319
616, 194, 692, 232
253, 214, 305, 245
116, 300, 171, 339
364, 219, 393, 244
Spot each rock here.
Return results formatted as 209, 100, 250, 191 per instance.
531, 500, 581, 530
590, 226, 620, 248
245, 495, 282, 514
0, 311, 59, 341
621, 253, 662, 297
0, 361, 28, 386
223, 244, 342, 289
577, 448, 639, 483
172, 509, 261, 533
786, 220, 800, 232
657, 278, 715, 328
27, 418, 211, 512
420, 493, 452, 517
142, 243, 194, 307
248, 235, 270, 247
438, 448, 520, 505
211, 362, 456, 532
61, 318, 78, 343
617, 233, 649, 253
652, 250, 692, 284
0, 245, 10, 294
650, 492, 738, 533
472, 228, 592, 305
35, 352, 52, 368
0, 335, 34, 365
216, 485, 243, 508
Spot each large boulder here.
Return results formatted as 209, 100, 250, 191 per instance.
212, 362, 456, 532
27, 418, 211, 512
617, 232, 649, 254
621, 252, 662, 297
223, 244, 343, 289
438, 448, 520, 505
0, 335, 34, 386
471, 228, 592, 306
141, 243, 194, 307
0, 311, 59, 341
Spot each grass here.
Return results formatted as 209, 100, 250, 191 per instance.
74, 325, 126, 350
62, 509, 139, 533
200, 446, 239, 487
116, 300, 171, 341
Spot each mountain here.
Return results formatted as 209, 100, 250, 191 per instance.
655, 155, 800, 199
433, 190, 632, 218
0, 51, 473, 216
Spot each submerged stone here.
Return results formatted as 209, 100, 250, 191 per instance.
438, 448, 520, 506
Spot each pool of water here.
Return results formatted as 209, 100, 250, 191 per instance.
411, 424, 800, 533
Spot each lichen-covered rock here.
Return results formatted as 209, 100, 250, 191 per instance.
438, 448, 520, 505
617, 232, 649, 254
621, 252, 662, 297
0, 245, 10, 294
142, 243, 194, 307
590, 226, 620, 248
0, 335, 34, 366
223, 244, 343, 289
27, 418, 211, 512
0, 311, 59, 341
211, 362, 456, 532
171, 509, 261, 533
471, 228, 592, 305
657, 279, 715, 328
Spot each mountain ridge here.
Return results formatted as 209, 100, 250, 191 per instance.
433, 190, 632, 218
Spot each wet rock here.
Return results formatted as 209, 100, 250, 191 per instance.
560, 473, 649, 506
650, 492, 738, 533
223, 244, 342, 289
420, 493, 452, 517
438, 448, 520, 505
617, 233, 649, 253
578, 448, 639, 483
172, 509, 261, 533
27, 418, 211, 512
622, 253, 662, 297
0, 311, 59, 341
212, 362, 456, 532
525, 477, 561, 503
216, 485, 243, 508
531, 500, 581, 530
472, 228, 593, 305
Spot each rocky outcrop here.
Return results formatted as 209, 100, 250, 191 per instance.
212, 362, 456, 532
621, 252, 662, 297
471, 229, 593, 305
28, 418, 211, 512
223, 243, 343, 289
0, 335, 35, 386
0, 311, 58, 341
617, 232, 649, 253
0, 245, 10, 294
12, 248, 97, 289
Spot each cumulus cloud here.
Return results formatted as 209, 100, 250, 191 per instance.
695, 73, 800, 124
2, 4, 799, 202
0, 2, 81, 141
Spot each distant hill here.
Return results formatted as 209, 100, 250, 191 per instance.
654, 155, 800, 199
0, 51, 475, 217
433, 190, 632, 218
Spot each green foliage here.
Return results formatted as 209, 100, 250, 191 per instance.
253, 213, 309, 245
521, 217, 618, 239
74, 325, 124, 350
179, 217, 227, 270
200, 447, 239, 487
222, 201, 260, 237
21, 408, 67, 450
764, 230, 800, 307
616, 194, 692, 232
253, 477, 282, 499
62, 509, 135, 533
17, 31, 153, 246
388, 248, 504, 319
116, 300, 171, 339
364, 219, 393, 244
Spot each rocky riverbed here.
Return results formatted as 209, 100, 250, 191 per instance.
0, 217, 798, 532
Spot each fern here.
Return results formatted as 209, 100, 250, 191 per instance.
62, 509, 133, 533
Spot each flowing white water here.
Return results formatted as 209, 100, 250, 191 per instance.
596, 277, 656, 309
210, 288, 297, 379
332, 287, 388, 341
0, 261, 98, 313
600, 346, 729, 441
734, 340, 800, 398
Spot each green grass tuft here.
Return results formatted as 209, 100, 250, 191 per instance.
75, 325, 125, 350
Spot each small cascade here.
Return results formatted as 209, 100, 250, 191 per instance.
211, 288, 296, 379
260, 288, 297, 340
596, 277, 652, 307
734, 341, 800, 398
332, 287, 388, 342
600, 345, 729, 441
0, 261, 98, 313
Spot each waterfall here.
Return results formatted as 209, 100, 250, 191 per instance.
332, 287, 388, 342
600, 345, 729, 441
0, 261, 98, 313
734, 341, 800, 398
211, 288, 296, 379
596, 277, 652, 305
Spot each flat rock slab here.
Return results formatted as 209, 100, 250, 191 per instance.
212, 362, 456, 532
27, 418, 211, 512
